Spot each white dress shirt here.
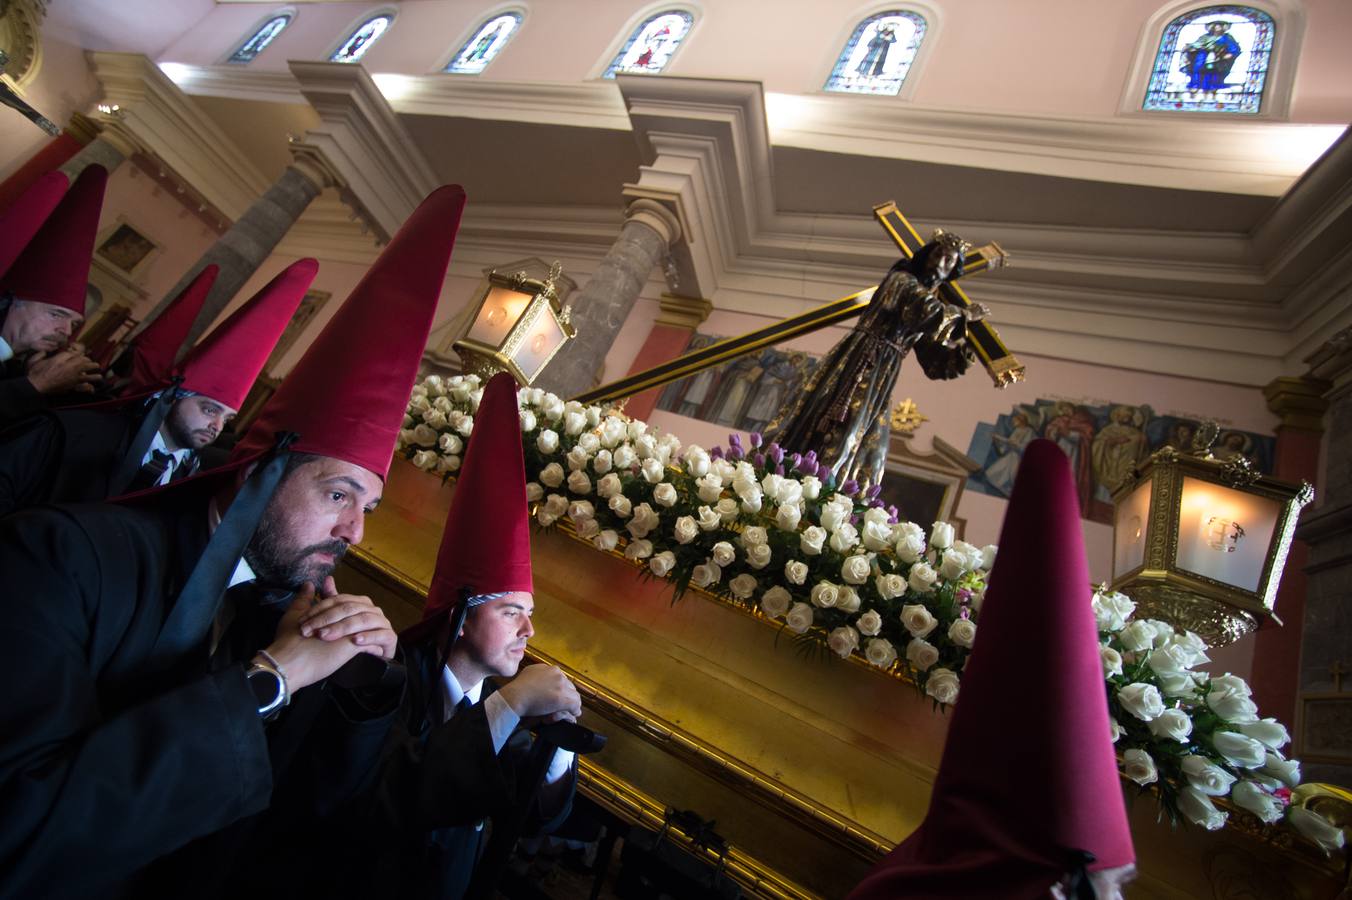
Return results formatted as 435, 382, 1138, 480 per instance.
0, 335, 13, 363
440, 665, 574, 784
144, 429, 196, 486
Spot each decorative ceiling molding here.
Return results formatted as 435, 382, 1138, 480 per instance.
89, 52, 270, 220
287, 60, 439, 242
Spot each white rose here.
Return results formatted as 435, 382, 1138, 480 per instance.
760, 586, 792, 618
653, 482, 678, 507
1181, 755, 1238, 796
1213, 730, 1267, 768
1117, 682, 1165, 722
800, 475, 821, 500
745, 543, 772, 569
862, 507, 890, 527
673, 516, 699, 544
828, 524, 859, 555
612, 445, 637, 470
715, 497, 740, 523
895, 534, 925, 564
593, 529, 619, 552
930, 521, 955, 550
774, 479, 802, 507
634, 434, 657, 459
1100, 643, 1124, 677
467, 388, 483, 411
784, 560, 809, 585
518, 409, 537, 432
948, 618, 977, 649
1117, 619, 1158, 653
810, 581, 841, 609
625, 539, 654, 561
628, 503, 660, 538
608, 493, 633, 518
874, 573, 906, 600
1123, 748, 1158, 786
566, 470, 592, 495
865, 637, 898, 668
800, 526, 827, 555
1108, 717, 1124, 743
592, 449, 613, 475
1238, 718, 1290, 750
760, 473, 784, 500
925, 668, 960, 705
906, 638, 940, 671
408, 395, 430, 414
907, 562, 938, 595
1288, 807, 1346, 853
544, 494, 569, 517
727, 573, 758, 599
1260, 751, 1301, 788
576, 519, 600, 539
1147, 708, 1193, 742
900, 603, 938, 638
411, 424, 440, 447
438, 433, 463, 454
411, 449, 439, 470
563, 410, 587, 436
1149, 640, 1205, 674
649, 551, 676, 577
536, 430, 559, 455
577, 431, 600, 453
828, 626, 860, 658
525, 482, 544, 502
696, 473, 724, 504
860, 520, 894, 552
682, 446, 710, 477
711, 541, 736, 567
841, 554, 871, 585
599, 418, 627, 448
980, 544, 998, 570
1156, 670, 1201, 699
1091, 589, 1136, 633
741, 526, 768, 547
1210, 673, 1252, 697
856, 609, 883, 636
596, 473, 622, 499
1177, 786, 1227, 831
939, 550, 968, 581
454, 415, 473, 438
1232, 781, 1283, 824
739, 491, 763, 515
785, 602, 814, 634
691, 560, 722, 588
539, 462, 564, 487
567, 500, 595, 522
1208, 687, 1259, 724
819, 497, 852, 532
641, 458, 666, 484
837, 587, 861, 613
775, 503, 802, 531
437, 455, 461, 474
696, 506, 722, 531
423, 409, 449, 431
565, 446, 591, 473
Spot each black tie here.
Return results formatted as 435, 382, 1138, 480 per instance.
130, 449, 174, 492
455, 695, 473, 717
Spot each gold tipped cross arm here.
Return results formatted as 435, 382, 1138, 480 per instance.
570, 202, 1023, 405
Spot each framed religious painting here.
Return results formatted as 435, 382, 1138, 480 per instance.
95, 219, 160, 277
878, 433, 979, 537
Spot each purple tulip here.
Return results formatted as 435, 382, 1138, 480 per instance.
803, 450, 818, 466
749, 432, 763, 449
710, 446, 724, 459
865, 484, 882, 501
787, 452, 802, 471
728, 433, 744, 449
816, 462, 831, 480
841, 479, 858, 496
766, 444, 784, 465
727, 445, 744, 461
753, 453, 765, 468
775, 464, 785, 476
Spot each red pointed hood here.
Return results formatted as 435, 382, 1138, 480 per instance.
848, 439, 1135, 900
231, 185, 466, 478
174, 259, 316, 410
0, 171, 68, 279
421, 372, 533, 626
0, 165, 107, 315
121, 265, 220, 396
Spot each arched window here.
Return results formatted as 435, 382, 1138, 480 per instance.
330, 13, 394, 64
603, 10, 694, 79
228, 13, 292, 65
824, 10, 927, 95
446, 11, 524, 74
1142, 6, 1275, 114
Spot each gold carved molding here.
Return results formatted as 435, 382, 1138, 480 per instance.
1263, 376, 1331, 432
655, 293, 713, 330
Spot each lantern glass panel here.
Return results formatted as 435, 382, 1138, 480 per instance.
467, 286, 533, 350
513, 305, 565, 382
1176, 476, 1281, 592
1113, 478, 1153, 579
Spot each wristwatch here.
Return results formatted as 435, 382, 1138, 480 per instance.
246, 658, 287, 719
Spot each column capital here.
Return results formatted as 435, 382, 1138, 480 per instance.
1264, 375, 1332, 431
64, 111, 100, 145
622, 195, 683, 248
655, 293, 713, 329
621, 182, 687, 246
287, 140, 345, 192
93, 116, 142, 158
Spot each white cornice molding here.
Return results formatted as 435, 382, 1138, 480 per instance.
89, 52, 270, 220
287, 60, 439, 241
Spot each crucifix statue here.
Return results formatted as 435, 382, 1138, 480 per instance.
0, 49, 60, 136
762, 203, 1022, 490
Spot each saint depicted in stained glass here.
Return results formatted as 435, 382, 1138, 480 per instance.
330, 14, 393, 64
446, 13, 523, 74
604, 11, 693, 78
825, 11, 927, 96
1143, 6, 1274, 114
229, 14, 291, 65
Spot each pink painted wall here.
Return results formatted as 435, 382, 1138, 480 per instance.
155, 0, 1352, 123
0, 27, 97, 182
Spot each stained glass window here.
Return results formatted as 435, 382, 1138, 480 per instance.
1143, 6, 1274, 114
229, 14, 291, 65
330, 14, 394, 64
603, 10, 693, 79
446, 12, 523, 74
824, 11, 927, 96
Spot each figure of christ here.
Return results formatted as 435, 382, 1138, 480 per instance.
1044, 402, 1097, 517
857, 24, 897, 77
763, 232, 986, 490
1181, 20, 1242, 97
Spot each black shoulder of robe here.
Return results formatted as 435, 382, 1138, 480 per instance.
0, 404, 143, 516
0, 358, 44, 425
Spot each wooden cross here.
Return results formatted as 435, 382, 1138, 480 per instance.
873, 202, 1024, 387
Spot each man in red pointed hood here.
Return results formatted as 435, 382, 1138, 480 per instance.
0, 166, 107, 423
847, 439, 1136, 900
353, 371, 581, 899
0, 184, 468, 899
0, 259, 314, 515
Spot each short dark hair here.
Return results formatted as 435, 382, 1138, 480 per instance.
282, 450, 325, 478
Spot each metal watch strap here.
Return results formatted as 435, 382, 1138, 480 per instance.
246, 661, 286, 719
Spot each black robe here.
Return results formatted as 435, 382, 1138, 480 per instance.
354, 634, 577, 900
0, 354, 44, 424
0, 484, 398, 900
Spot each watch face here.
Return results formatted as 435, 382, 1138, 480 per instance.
248, 667, 282, 707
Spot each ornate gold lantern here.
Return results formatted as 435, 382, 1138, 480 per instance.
1110, 427, 1314, 646
452, 262, 575, 385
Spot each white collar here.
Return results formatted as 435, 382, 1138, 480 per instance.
207, 497, 257, 588
440, 665, 483, 720
148, 429, 195, 466
0, 335, 12, 363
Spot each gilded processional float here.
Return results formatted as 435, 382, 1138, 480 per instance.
338, 204, 1349, 898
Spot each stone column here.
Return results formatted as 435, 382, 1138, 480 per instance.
57, 116, 136, 180
1293, 327, 1352, 785
1249, 376, 1329, 726
537, 198, 682, 399
151, 146, 338, 352
622, 293, 713, 421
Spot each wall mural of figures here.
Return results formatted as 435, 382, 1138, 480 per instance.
655, 334, 819, 434
967, 398, 1275, 523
